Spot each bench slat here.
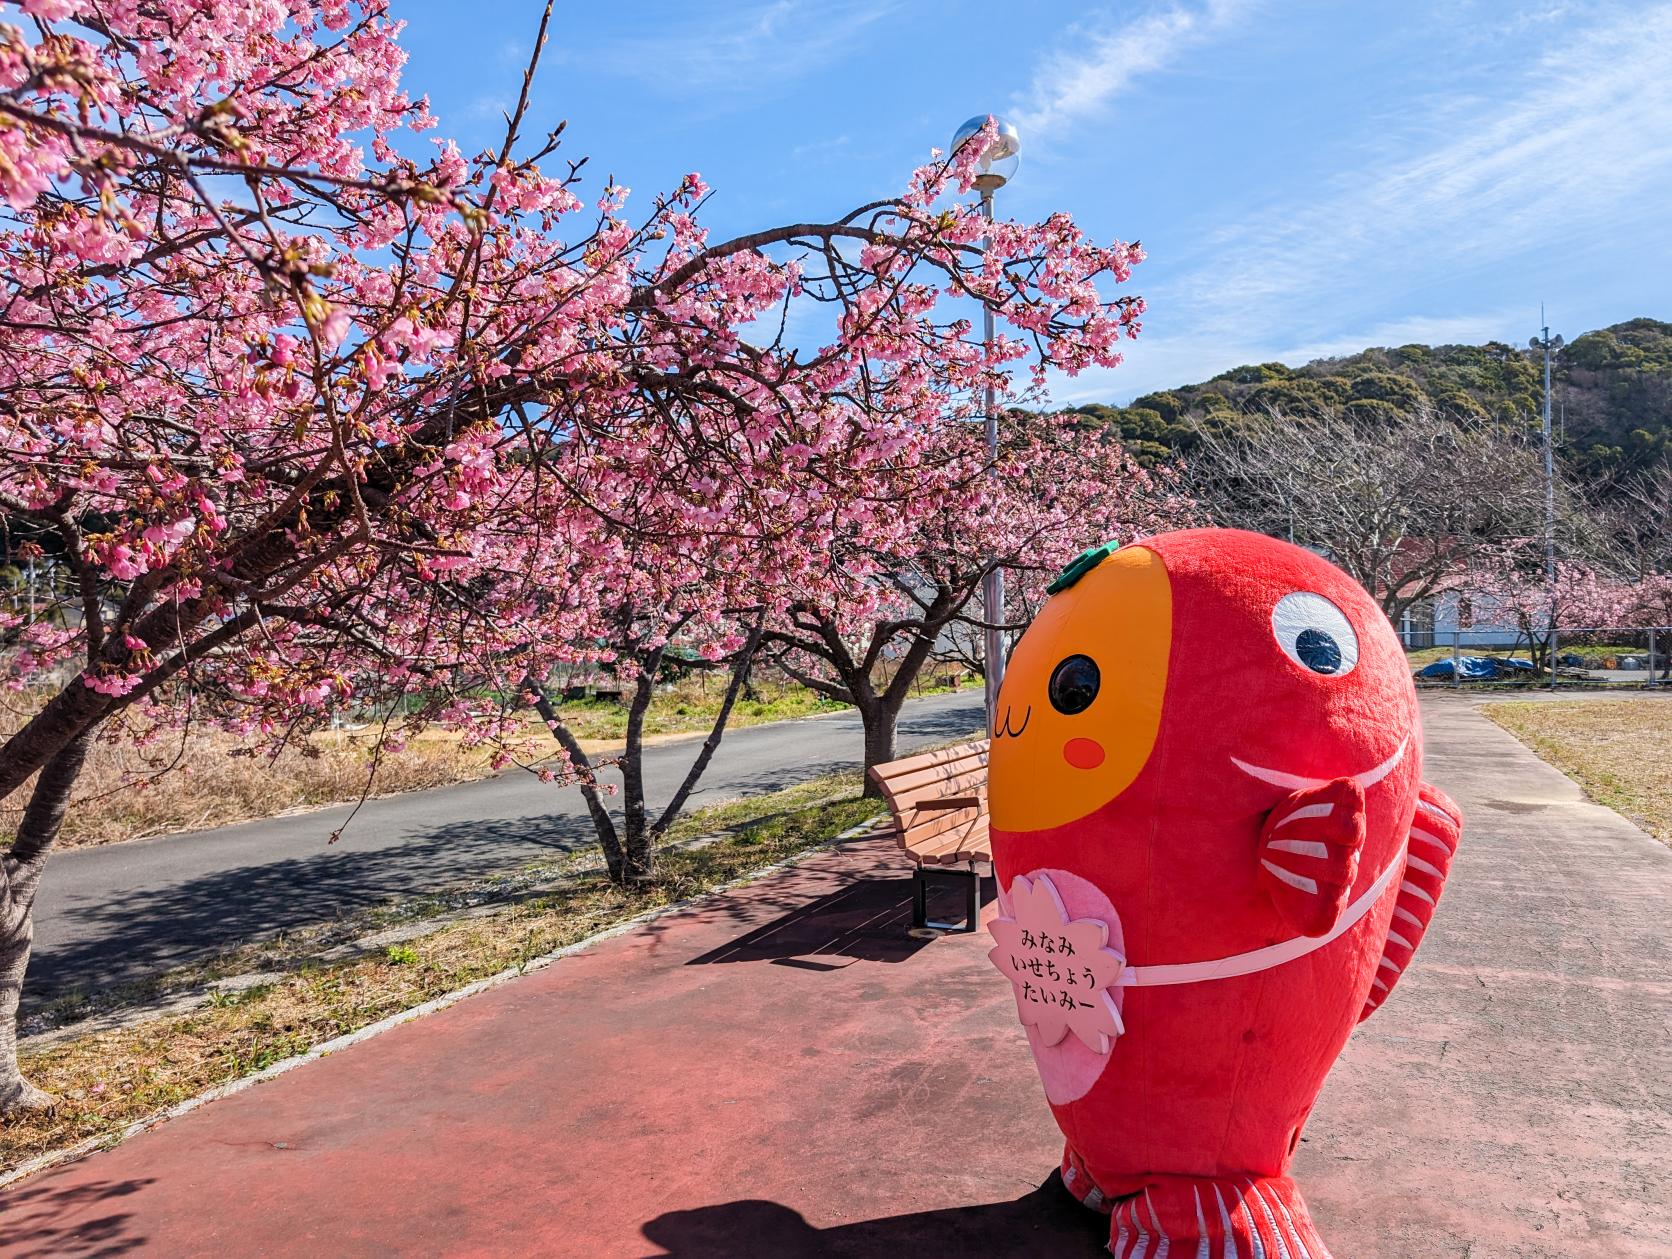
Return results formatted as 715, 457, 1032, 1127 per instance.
869, 738, 987, 773
907, 819, 991, 866
866, 741, 987, 786
886, 770, 988, 815
906, 820, 988, 864
915, 794, 982, 810
899, 809, 982, 851
875, 758, 986, 801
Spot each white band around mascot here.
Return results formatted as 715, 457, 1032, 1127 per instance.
1115, 838, 1410, 988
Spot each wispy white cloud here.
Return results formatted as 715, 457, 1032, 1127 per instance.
1009, 0, 1252, 142
1048, 2, 1672, 404
1173, 3, 1672, 335
559, 0, 896, 99
789, 133, 851, 164
1278, 311, 1531, 365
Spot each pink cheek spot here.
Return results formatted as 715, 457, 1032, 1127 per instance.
1063, 738, 1105, 770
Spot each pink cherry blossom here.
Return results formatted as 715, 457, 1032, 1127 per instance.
0, 2, 1159, 1106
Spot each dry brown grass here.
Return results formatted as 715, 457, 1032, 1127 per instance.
1, 773, 879, 1174
0, 721, 504, 851
1483, 698, 1672, 843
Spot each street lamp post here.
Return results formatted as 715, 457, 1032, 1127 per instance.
1529, 314, 1564, 684
950, 115, 1021, 737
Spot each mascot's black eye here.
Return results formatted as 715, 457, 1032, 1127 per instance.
1048, 654, 1100, 714
1271, 592, 1361, 677
1294, 628, 1342, 674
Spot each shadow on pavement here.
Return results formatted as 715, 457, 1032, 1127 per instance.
680, 758, 855, 798
684, 871, 997, 969
896, 708, 987, 752
639, 1173, 1108, 1258
29, 813, 600, 1004
686, 877, 936, 968
0, 1175, 153, 1257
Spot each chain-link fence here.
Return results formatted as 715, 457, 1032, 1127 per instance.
1410, 625, 1670, 689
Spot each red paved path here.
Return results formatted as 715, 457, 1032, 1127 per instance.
4, 697, 1670, 1257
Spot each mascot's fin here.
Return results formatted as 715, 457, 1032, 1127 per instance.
1360, 781, 1462, 1021
1108, 1173, 1332, 1259
1256, 777, 1366, 937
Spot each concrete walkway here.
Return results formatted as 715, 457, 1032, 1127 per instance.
4, 697, 1669, 1257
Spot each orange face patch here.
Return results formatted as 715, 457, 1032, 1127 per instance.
989, 545, 1172, 832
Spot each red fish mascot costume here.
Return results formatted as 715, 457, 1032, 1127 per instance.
986, 528, 1462, 1258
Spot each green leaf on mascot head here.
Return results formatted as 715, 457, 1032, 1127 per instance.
1047, 540, 1121, 595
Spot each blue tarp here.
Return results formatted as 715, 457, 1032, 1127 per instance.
1417, 655, 1536, 680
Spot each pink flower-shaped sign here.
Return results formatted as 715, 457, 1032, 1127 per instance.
988, 872, 1127, 1054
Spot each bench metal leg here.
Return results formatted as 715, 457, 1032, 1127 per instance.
912, 864, 982, 932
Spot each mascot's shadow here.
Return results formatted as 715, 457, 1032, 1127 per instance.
639, 1171, 1108, 1258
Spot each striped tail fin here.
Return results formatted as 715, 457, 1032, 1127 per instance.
1360, 780, 1462, 1022
1108, 1174, 1331, 1259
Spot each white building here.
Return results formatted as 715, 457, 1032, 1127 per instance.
1397, 585, 1523, 651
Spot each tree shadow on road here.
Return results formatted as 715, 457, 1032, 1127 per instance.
28, 812, 601, 1006
639, 1172, 1108, 1258
0, 1175, 153, 1257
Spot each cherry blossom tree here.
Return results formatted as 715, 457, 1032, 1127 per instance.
762, 412, 1196, 784
0, 1, 1148, 1108
1474, 556, 1640, 672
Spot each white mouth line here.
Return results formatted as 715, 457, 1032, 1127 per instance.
1230, 733, 1410, 792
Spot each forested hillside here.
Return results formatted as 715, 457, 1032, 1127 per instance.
1074, 317, 1672, 478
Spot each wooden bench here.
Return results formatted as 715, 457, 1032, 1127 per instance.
866, 740, 990, 932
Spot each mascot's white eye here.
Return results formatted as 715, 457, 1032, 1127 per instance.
1271, 591, 1359, 677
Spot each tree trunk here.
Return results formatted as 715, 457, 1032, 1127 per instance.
0, 913, 47, 1112
1, 732, 92, 1113
648, 617, 766, 844
526, 678, 626, 883
860, 700, 899, 797
619, 668, 657, 884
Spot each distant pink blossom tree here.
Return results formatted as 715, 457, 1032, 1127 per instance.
1475, 556, 1638, 671
0, 1, 1148, 1107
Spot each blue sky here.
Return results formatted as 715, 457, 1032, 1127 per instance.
394, 0, 1672, 404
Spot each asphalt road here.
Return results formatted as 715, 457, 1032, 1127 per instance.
26, 690, 985, 1005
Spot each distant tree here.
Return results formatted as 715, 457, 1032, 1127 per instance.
1475, 557, 1639, 673
1132, 391, 1186, 423
1186, 406, 1549, 623
1588, 461, 1672, 594
1350, 372, 1428, 411
1213, 362, 1292, 386
1245, 377, 1341, 418
1342, 398, 1404, 427
1436, 390, 1490, 422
